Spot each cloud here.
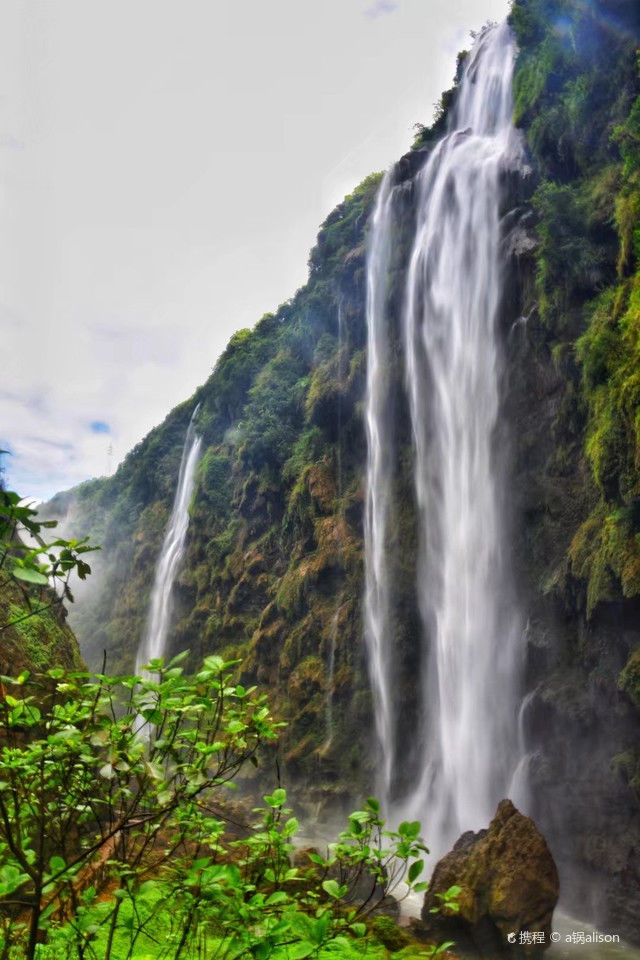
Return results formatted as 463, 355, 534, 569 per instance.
364, 0, 399, 19
25, 436, 75, 452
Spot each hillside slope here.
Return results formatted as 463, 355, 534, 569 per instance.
0, 577, 83, 677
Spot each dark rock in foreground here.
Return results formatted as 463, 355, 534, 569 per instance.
420, 799, 559, 958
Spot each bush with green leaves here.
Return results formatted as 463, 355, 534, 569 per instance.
301, 797, 430, 915
0, 654, 279, 959
0, 485, 97, 635
0, 657, 452, 960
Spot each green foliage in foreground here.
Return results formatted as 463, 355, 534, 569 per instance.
0, 485, 95, 676
0, 657, 451, 960
0, 486, 97, 636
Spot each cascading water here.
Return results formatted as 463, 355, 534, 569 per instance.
135, 408, 202, 673
365, 22, 526, 850
364, 170, 397, 802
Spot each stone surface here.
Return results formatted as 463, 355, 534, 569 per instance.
420, 800, 559, 958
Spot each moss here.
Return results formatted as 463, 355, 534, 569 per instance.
509, 3, 640, 618
369, 915, 410, 952
305, 354, 347, 435
619, 648, 640, 708
612, 748, 640, 790
567, 267, 640, 613
289, 656, 327, 701
0, 581, 82, 677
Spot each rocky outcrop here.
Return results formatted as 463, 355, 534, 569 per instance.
420, 800, 559, 959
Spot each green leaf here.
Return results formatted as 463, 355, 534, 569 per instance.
265, 890, 289, 906
202, 655, 225, 673
287, 943, 315, 959
227, 719, 246, 733
311, 911, 330, 945
408, 859, 424, 884
322, 879, 345, 899
49, 855, 66, 875
283, 816, 299, 837
12, 566, 48, 585
265, 787, 286, 808
327, 936, 352, 951
81, 885, 97, 905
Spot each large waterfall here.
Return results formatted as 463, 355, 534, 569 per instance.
364, 22, 525, 852
135, 409, 202, 673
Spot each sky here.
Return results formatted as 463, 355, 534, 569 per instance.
1, 0, 510, 501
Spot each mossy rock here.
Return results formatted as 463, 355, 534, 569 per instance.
370, 915, 411, 952
421, 800, 559, 959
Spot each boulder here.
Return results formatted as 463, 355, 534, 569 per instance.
420, 799, 559, 958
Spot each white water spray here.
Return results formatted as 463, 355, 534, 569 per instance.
135, 409, 202, 673
365, 22, 526, 849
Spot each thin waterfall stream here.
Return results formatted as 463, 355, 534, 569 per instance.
135, 409, 202, 673
364, 21, 527, 854
364, 170, 397, 802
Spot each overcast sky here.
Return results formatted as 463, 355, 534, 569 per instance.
1, 0, 511, 501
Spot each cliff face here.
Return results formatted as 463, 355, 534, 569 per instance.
0, 577, 83, 677
46, 172, 384, 806
504, 0, 640, 937
45, 0, 640, 940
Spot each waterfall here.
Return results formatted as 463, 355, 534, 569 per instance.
325, 606, 340, 742
365, 22, 526, 849
135, 408, 202, 673
405, 21, 525, 848
364, 170, 397, 801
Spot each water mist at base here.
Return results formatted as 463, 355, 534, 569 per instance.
364, 22, 527, 856
135, 409, 202, 674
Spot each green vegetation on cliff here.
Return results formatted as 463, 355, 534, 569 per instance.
506, 0, 640, 890
0, 579, 81, 676
0, 488, 93, 675
510, 0, 640, 620
45, 173, 383, 797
